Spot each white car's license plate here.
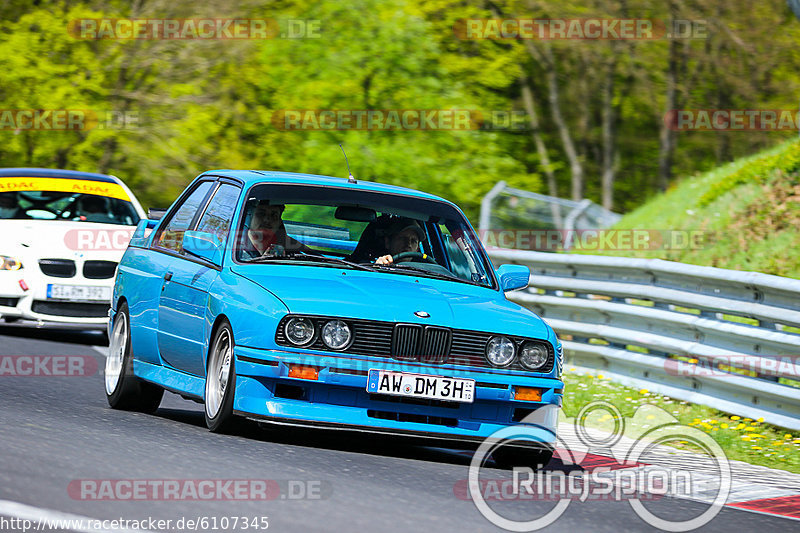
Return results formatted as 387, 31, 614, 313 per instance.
47, 284, 111, 302
366, 369, 475, 403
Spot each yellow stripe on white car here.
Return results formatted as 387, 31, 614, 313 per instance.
0, 177, 131, 201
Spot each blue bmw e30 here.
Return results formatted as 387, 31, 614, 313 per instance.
105, 170, 563, 465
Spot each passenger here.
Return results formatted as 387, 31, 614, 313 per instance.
243, 200, 309, 257
0, 193, 21, 219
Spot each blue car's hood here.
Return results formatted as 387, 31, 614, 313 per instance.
231, 264, 551, 339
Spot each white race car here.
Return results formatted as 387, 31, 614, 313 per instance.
0, 168, 145, 330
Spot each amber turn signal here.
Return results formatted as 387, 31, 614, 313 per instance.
514, 387, 543, 401
288, 365, 319, 380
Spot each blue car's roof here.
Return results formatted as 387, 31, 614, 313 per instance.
0, 167, 121, 184
204, 170, 452, 204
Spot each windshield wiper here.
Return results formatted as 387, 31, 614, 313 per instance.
371, 262, 468, 283
244, 251, 376, 272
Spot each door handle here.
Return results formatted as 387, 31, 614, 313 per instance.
162, 271, 173, 291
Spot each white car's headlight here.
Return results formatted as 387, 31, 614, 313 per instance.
486, 336, 515, 367
321, 320, 352, 350
284, 317, 316, 346
0, 256, 22, 271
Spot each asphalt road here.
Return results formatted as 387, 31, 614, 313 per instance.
0, 324, 793, 533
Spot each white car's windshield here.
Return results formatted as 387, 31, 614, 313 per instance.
235, 184, 496, 289
0, 190, 140, 226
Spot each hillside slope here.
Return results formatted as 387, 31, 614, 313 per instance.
591, 139, 800, 278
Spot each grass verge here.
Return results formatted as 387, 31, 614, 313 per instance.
562, 368, 800, 474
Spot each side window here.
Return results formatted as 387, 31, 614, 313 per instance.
155, 181, 214, 253
196, 184, 240, 244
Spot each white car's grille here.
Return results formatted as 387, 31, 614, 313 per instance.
38, 259, 76, 278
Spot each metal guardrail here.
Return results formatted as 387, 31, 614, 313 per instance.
487, 249, 800, 430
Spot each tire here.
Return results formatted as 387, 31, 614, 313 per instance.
491, 444, 554, 471
105, 302, 164, 413
204, 321, 239, 432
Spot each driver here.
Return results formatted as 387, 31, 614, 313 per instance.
242, 200, 309, 257
375, 218, 425, 265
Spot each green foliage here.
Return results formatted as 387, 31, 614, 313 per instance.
1, 0, 800, 224
590, 139, 800, 278
698, 141, 800, 206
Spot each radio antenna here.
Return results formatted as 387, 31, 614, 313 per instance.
339, 143, 356, 184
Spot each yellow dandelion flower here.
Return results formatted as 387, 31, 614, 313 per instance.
731, 416, 741, 421
784, 434, 792, 439
751, 446, 762, 450
721, 423, 728, 429
597, 373, 605, 379
757, 417, 764, 423
741, 435, 751, 441
736, 423, 746, 430
773, 441, 783, 446
639, 389, 649, 394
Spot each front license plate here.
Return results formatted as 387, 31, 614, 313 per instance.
366, 369, 475, 403
47, 284, 111, 302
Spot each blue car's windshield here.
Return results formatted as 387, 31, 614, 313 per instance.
235, 184, 496, 289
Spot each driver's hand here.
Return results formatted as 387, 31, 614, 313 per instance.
375, 254, 393, 265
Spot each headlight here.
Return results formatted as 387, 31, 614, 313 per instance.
284, 317, 315, 346
486, 336, 515, 367
0, 256, 22, 270
519, 342, 549, 370
321, 320, 352, 350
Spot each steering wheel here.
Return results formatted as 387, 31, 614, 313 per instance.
392, 251, 437, 264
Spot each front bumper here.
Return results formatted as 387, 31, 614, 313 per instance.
230, 345, 562, 445
0, 273, 111, 329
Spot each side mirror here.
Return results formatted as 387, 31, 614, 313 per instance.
183, 230, 223, 266
148, 208, 168, 220
496, 264, 530, 292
